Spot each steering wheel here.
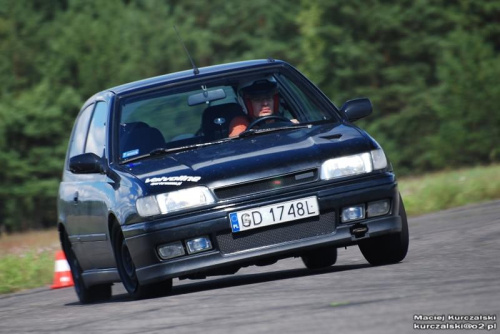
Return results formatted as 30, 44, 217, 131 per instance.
246, 115, 292, 130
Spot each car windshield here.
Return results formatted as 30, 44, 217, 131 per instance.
117, 70, 338, 161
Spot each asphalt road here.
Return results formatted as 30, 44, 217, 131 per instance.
1, 201, 499, 334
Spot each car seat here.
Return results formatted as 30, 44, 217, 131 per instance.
120, 122, 165, 159
201, 103, 246, 141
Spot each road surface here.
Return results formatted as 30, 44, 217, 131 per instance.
1, 201, 499, 333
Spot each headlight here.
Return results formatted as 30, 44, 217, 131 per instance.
320, 149, 387, 180
370, 148, 388, 170
136, 186, 215, 217
136, 196, 161, 217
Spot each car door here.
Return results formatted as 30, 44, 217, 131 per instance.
75, 101, 117, 270
59, 103, 95, 270
60, 101, 116, 271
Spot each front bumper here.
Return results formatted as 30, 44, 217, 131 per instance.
123, 173, 401, 285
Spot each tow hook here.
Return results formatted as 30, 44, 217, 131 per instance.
350, 224, 368, 238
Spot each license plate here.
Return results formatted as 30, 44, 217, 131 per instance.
229, 196, 319, 233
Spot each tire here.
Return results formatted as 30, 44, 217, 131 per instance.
61, 230, 112, 304
358, 194, 409, 265
111, 224, 172, 299
301, 246, 338, 270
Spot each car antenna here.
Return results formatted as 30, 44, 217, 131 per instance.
173, 25, 199, 75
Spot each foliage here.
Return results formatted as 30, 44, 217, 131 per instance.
0, 0, 499, 231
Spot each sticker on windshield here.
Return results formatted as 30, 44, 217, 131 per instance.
123, 149, 139, 158
145, 175, 201, 186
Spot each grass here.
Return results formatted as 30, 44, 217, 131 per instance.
0, 251, 55, 294
0, 164, 499, 294
0, 229, 59, 294
399, 164, 500, 216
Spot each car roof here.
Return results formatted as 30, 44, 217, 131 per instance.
108, 59, 287, 96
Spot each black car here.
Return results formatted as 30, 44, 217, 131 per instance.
58, 59, 409, 303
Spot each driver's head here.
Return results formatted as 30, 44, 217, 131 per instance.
241, 80, 279, 119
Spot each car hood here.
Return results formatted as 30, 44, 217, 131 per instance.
120, 123, 372, 194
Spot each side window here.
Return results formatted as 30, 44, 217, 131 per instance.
85, 102, 108, 156
278, 74, 329, 122
68, 104, 94, 159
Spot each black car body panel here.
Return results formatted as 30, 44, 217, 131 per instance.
123, 124, 370, 193
58, 59, 408, 301
125, 175, 400, 285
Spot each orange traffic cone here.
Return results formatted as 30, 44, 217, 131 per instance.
50, 250, 74, 289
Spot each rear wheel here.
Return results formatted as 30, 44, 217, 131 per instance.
61, 230, 112, 304
301, 246, 338, 270
111, 224, 172, 299
358, 194, 409, 265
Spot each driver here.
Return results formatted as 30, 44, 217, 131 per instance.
228, 80, 280, 137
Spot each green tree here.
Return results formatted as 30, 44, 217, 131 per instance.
0, 81, 80, 230
297, 0, 449, 111
429, 31, 500, 167
1, 0, 500, 231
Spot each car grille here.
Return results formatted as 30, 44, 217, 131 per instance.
214, 169, 318, 200
216, 211, 336, 254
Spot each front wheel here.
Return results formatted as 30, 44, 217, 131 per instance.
358, 194, 409, 265
61, 230, 112, 304
301, 246, 338, 270
112, 224, 172, 299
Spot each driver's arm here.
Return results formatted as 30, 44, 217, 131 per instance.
228, 115, 249, 137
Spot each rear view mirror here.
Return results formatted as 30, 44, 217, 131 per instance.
188, 88, 226, 106
341, 98, 372, 122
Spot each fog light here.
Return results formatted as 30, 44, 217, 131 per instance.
186, 236, 212, 254
367, 199, 390, 217
341, 205, 365, 223
157, 241, 185, 260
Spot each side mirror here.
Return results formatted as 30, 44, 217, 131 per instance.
340, 98, 372, 122
69, 153, 105, 174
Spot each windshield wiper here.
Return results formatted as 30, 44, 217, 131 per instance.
238, 124, 312, 138
120, 125, 312, 164
120, 137, 237, 164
